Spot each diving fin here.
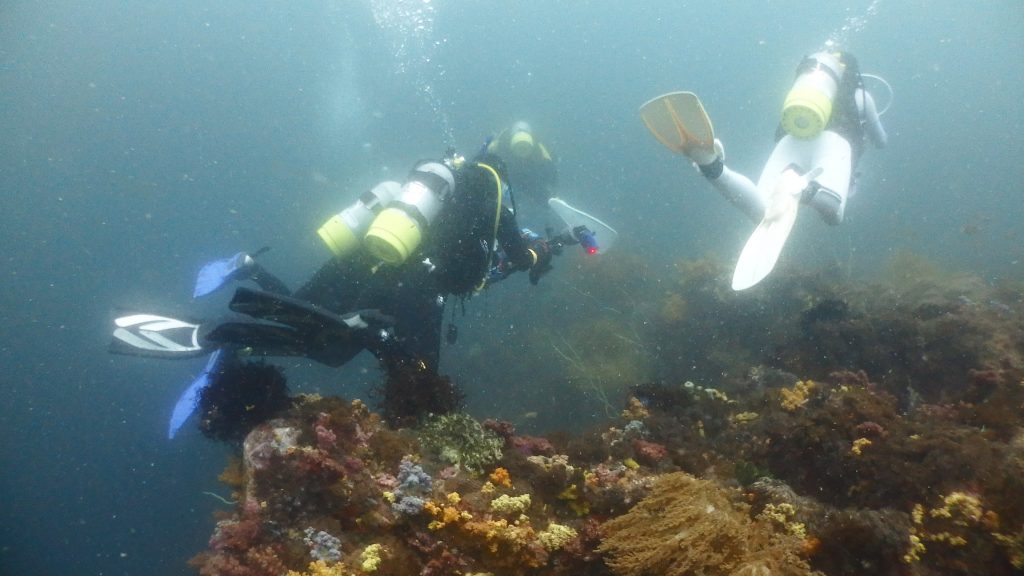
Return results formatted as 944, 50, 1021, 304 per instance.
639, 91, 716, 162
194, 252, 251, 298
168, 349, 226, 439
110, 313, 208, 359
731, 166, 823, 291
547, 198, 619, 254
209, 287, 394, 367
227, 287, 386, 333
193, 247, 269, 298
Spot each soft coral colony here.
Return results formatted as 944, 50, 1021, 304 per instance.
189, 260, 1024, 576
189, 393, 819, 576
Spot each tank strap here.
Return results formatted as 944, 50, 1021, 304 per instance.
474, 162, 505, 291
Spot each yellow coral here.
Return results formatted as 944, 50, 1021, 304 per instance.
779, 380, 817, 411
526, 454, 573, 473
490, 493, 531, 515
557, 483, 589, 515
295, 393, 324, 405
446, 491, 462, 504
442, 506, 462, 524
479, 518, 535, 548
537, 523, 578, 551
758, 502, 796, 524
850, 437, 872, 456
930, 532, 967, 546
757, 503, 806, 538
903, 534, 927, 563
423, 501, 441, 516
993, 528, 1024, 569
729, 411, 760, 424
621, 396, 649, 420
911, 503, 925, 525
930, 491, 983, 525
906, 491, 988, 562
286, 560, 351, 576
360, 543, 384, 572
381, 491, 396, 503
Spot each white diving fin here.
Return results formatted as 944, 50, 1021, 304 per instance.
548, 198, 619, 254
110, 313, 207, 359
732, 166, 823, 291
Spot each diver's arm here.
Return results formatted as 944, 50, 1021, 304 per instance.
858, 89, 888, 149
496, 207, 535, 271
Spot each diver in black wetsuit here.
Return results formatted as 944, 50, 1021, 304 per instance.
112, 151, 564, 430
221, 152, 554, 370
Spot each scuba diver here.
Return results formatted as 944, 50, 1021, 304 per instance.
111, 151, 587, 435
486, 121, 558, 207
640, 48, 889, 290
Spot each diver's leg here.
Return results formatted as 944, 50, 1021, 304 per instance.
292, 252, 380, 311
389, 269, 445, 370
803, 131, 853, 225
704, 162, 767, 223
369, 270, 460, 428
248, 263, 291, 296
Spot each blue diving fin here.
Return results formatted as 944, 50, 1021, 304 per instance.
193, 252, 253, 298
168, 349, 225, 439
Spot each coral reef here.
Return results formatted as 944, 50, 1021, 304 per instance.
184, 255, 1024, 576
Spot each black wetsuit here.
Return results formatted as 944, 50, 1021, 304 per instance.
232, 159, 534, 371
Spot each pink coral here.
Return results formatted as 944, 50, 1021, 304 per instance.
482, 418, 517, 440
853, 421, 887, 438
511, 435, 555, 457
209, 517, 262, 552
631, 439, 668, 465
314, 412, 338, 450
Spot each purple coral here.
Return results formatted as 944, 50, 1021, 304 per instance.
391, 458, 433, 517
392, 495, 426, 516
303, 527, 343, 563
396, 458, 432, 495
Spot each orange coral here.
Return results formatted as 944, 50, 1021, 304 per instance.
489, 467, 512, 488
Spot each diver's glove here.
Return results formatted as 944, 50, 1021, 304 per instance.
527, 238, 557, 285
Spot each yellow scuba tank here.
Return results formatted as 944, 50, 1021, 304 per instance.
508, 121, 535, 158
781, 52, 845, 139
363, 161, 455, 265
317, 181, 402, 258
